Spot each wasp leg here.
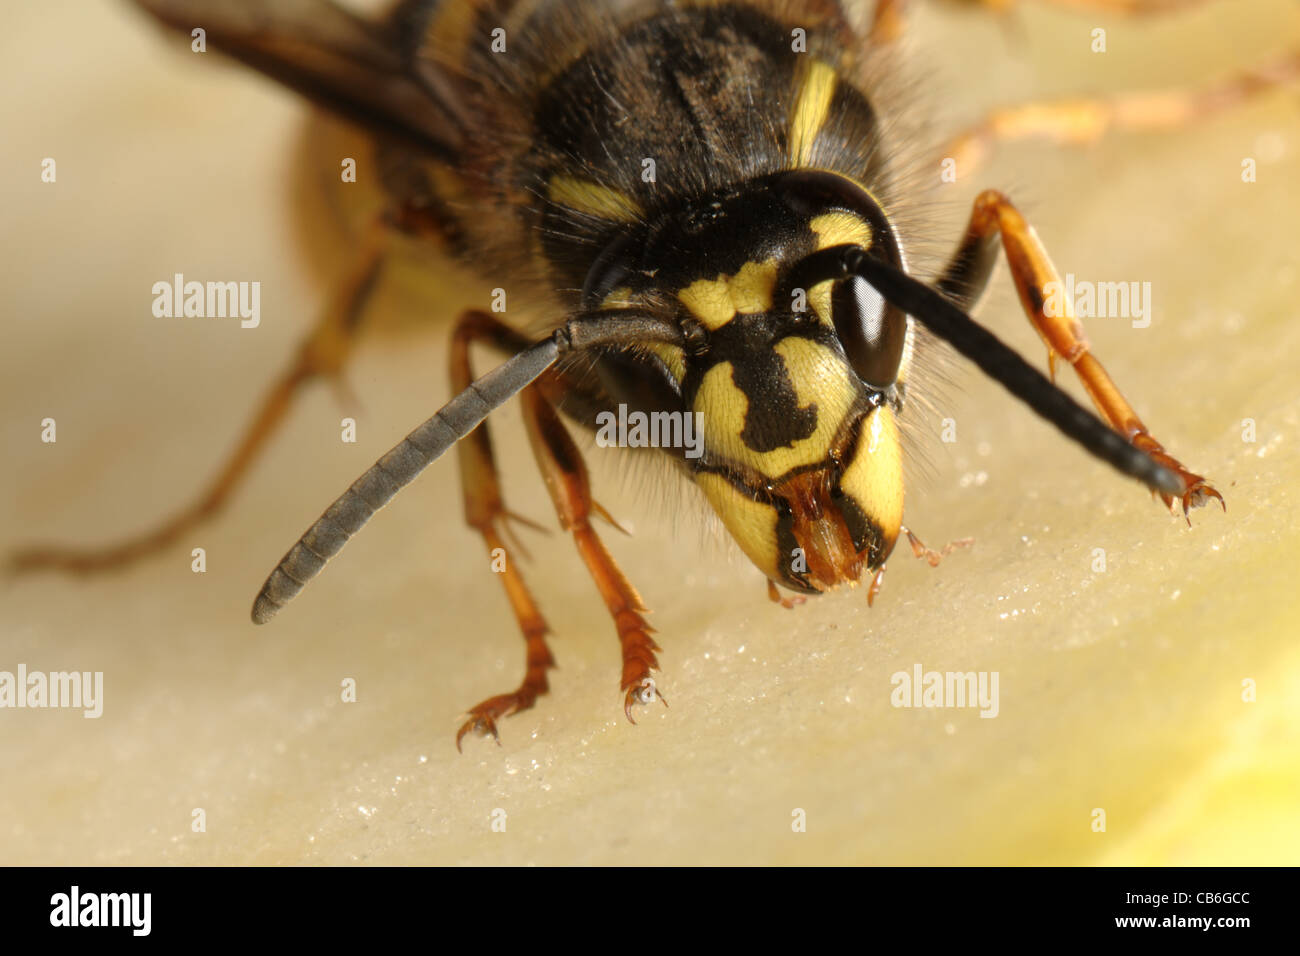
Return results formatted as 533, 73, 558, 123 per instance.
871, 0, 1213, 47
10, 215, 396, 575
944, 48, 1300, 178
939, 189, 1223, 518
863, 530, 972, 606
448, 311, 556, 752
866, 566, 888, 607
868, 0, 910, 45
519, 384, 666, 724
901, 526, 974, 568
1035, 1, 1215, 15
766, 579, 807, 609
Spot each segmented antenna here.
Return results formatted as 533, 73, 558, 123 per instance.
824, 245, 1184, 497
250, 336, 560, 624
251, 310, 684, 624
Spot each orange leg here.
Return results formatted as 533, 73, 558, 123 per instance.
901, 526, 974, 568
10, 216, 393, 575
448, 311, 556, 751
944, 190, 1223, 518
867, 566, 888, 607
519, 385, 667, 723
861, 529, 971, 607
766, 579, 807, 609
873, 0, 1212, 47
869, 0, 910, 45
1033, 0, 1215, 14
944, 48, 1300, 178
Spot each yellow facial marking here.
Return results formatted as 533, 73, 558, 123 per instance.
547, 175, 643, 222
677, 259, 780, 331
789, 60, 838, 167
839, 405, 904, 545
801, 214, 874, 328
696, 473, 780, 581
694, 339, 857, 476
695, 361, 749, 455
810, 212, 873, 252
600, 286, 636, 309
597, 286, 687, 381
646, 343, 687, 384
807, 281, 834, 329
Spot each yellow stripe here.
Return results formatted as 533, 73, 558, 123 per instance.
789, 60, 838, 167
547, 175, 644, 222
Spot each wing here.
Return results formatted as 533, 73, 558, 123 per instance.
131, 0, 467, 161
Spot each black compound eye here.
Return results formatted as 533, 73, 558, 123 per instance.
832, 274, 907, 390
580, 233, 637, 308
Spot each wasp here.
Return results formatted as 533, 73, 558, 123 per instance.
23, 0, 1292, 750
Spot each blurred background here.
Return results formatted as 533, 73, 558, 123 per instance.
2, 0, 1298, 864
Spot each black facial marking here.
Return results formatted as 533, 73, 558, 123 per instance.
733, 349, 819, 453
773, 499, 814, 592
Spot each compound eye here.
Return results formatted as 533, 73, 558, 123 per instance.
831, 274, 907, 390
580, 233, 636, 308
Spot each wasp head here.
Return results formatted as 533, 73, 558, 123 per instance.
581, 171, 911, 593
